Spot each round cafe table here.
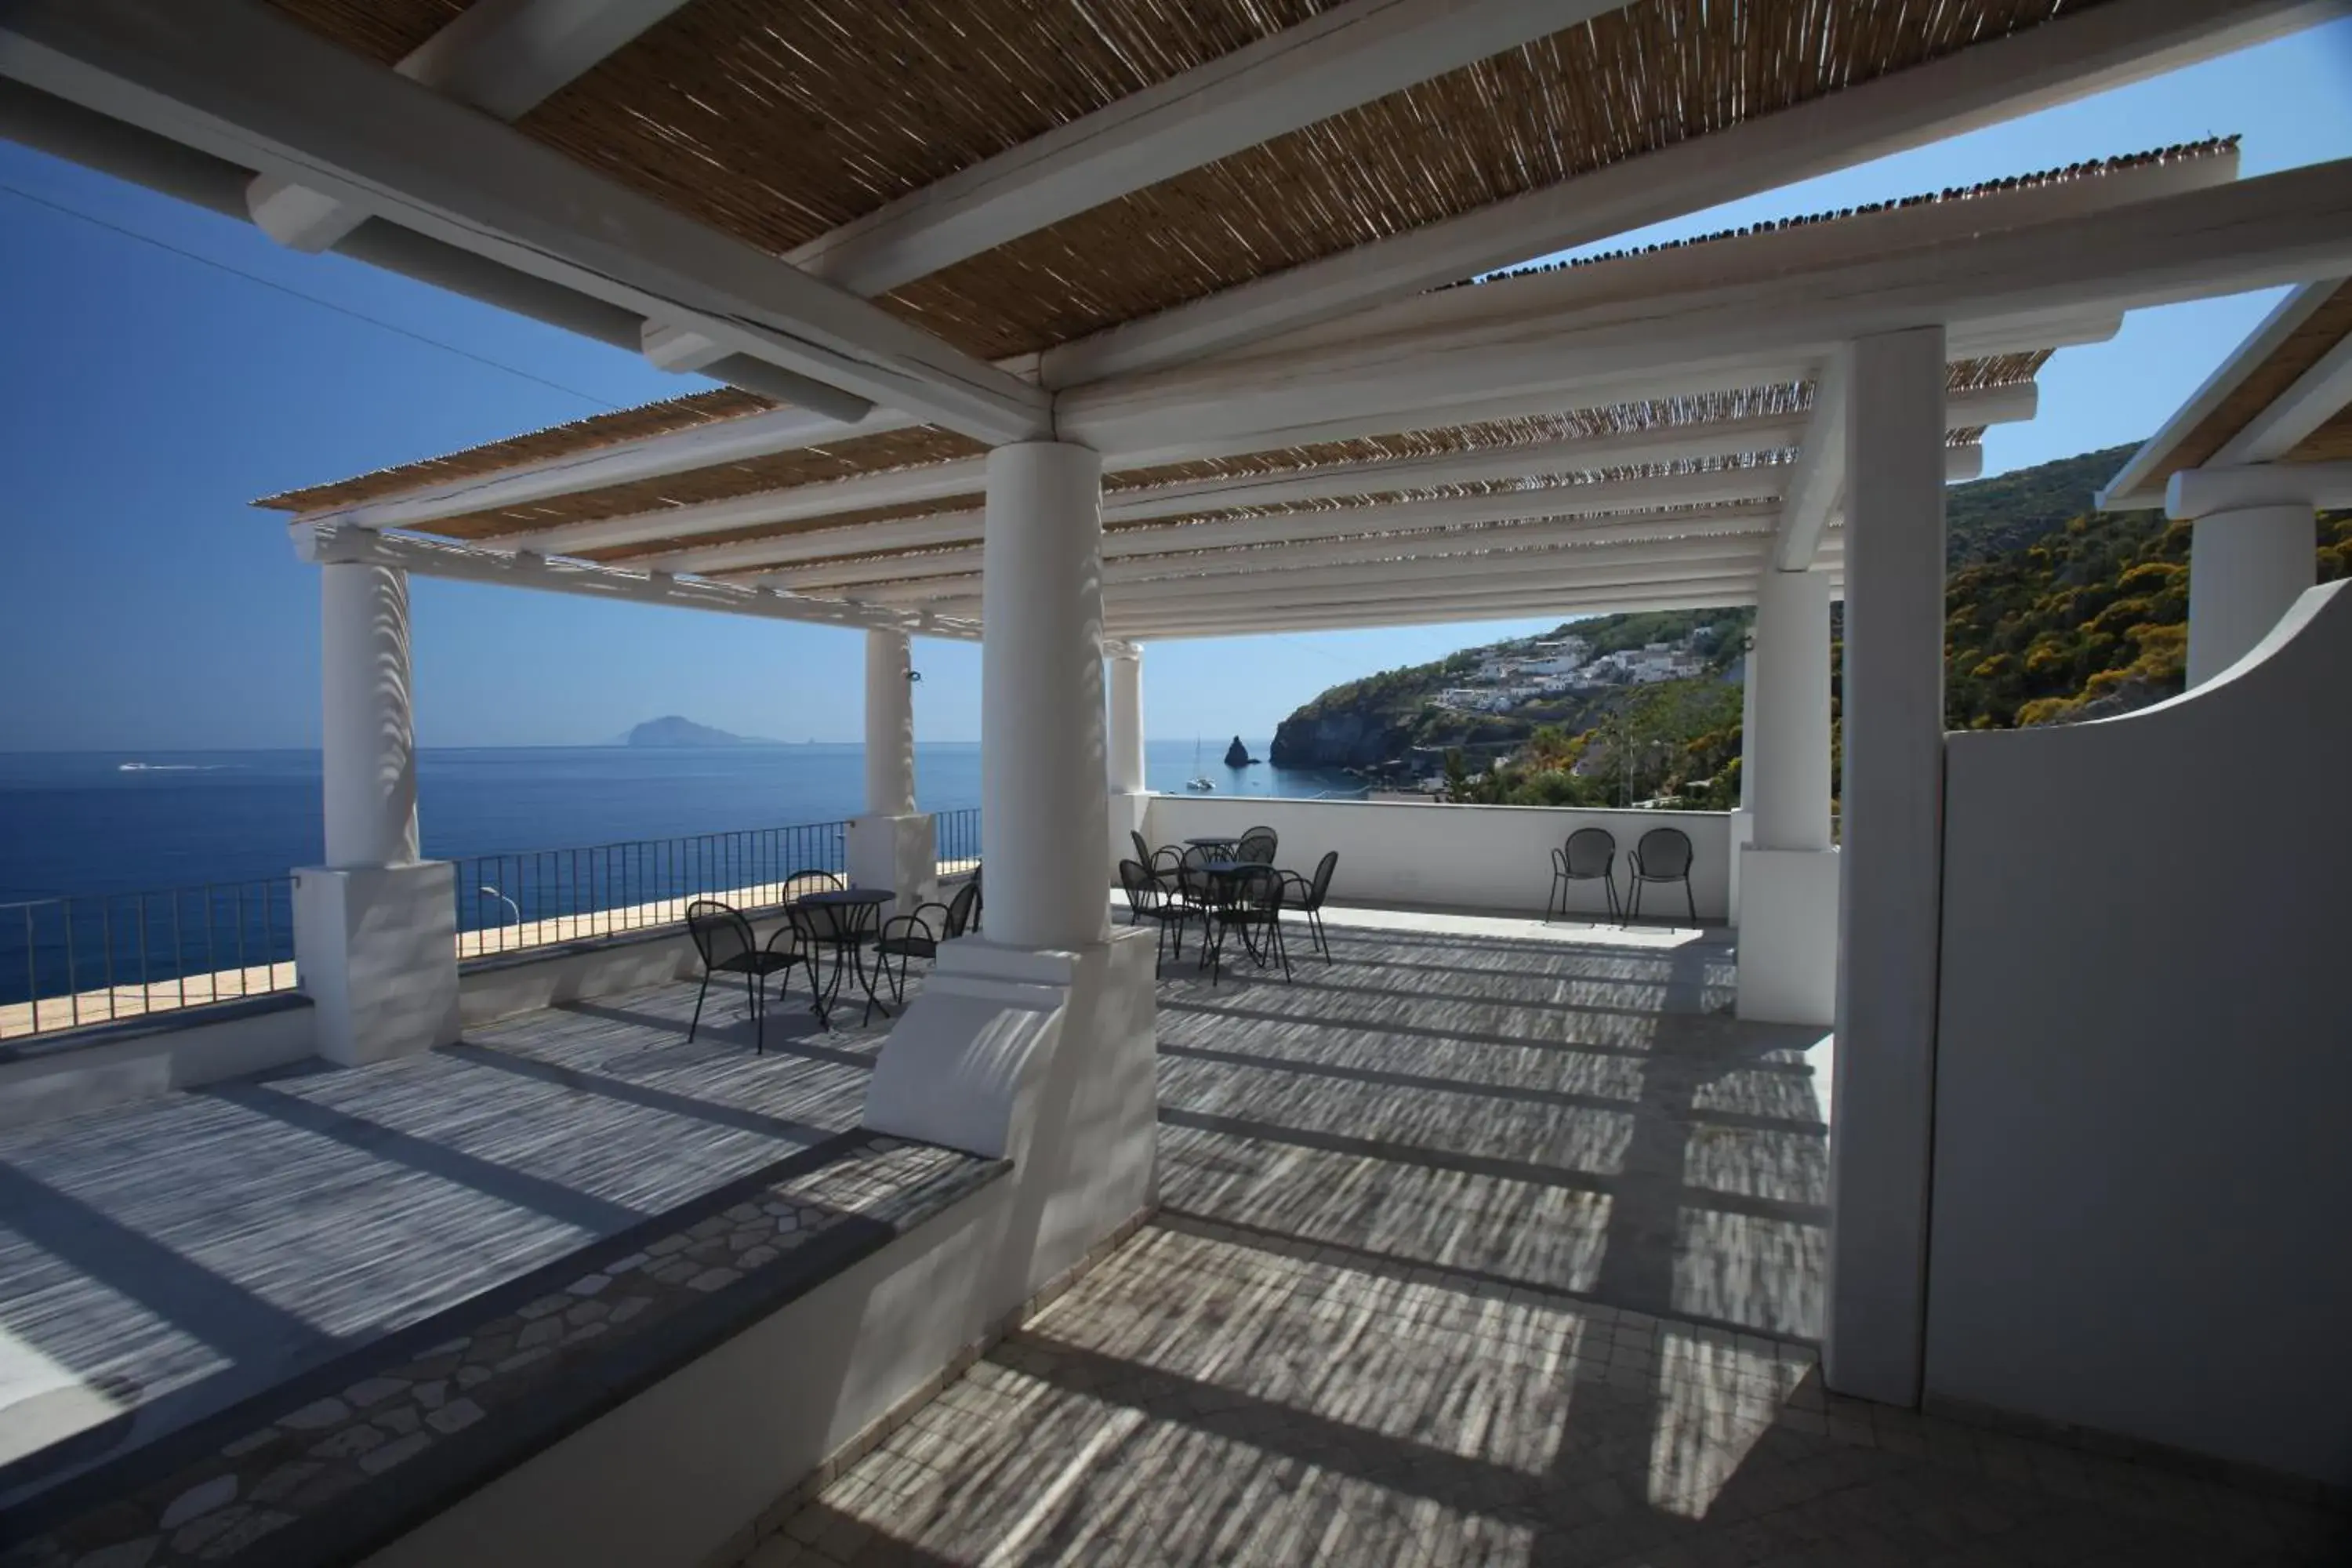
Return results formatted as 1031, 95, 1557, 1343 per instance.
1184, 835, 1240, 849
793, 887, 895, 1020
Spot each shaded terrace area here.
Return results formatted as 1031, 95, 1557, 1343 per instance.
0, 983, 891, 1506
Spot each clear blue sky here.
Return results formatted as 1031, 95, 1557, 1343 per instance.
0, 23, 2346, 752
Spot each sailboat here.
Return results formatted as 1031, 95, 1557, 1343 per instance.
1185, 738, 1215, 793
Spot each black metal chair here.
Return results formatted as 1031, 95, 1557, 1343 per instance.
782, 868, 844, 902
1204, 864, 1290, 985
685, 899, 816, 1054
1119, 858, 1195, 971
1173, 844, 1220, 913
788, 897, 886, 1026
1547, 827, 1621, 922
1236, 826, 1279, 865
1279, 850, 1339, 960
1627, 826, 1698, 927
873, 880, 980, 1005
1130, 829, 1181, 891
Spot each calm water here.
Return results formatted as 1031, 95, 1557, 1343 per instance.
0, 740, 1355, 905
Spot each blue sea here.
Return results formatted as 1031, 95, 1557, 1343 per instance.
0, 740, 1355, 908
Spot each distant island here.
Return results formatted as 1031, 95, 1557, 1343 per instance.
1224, 736, 1258, 768
623, 716, 761, 747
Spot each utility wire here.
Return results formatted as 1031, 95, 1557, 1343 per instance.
0, 179, 620, 408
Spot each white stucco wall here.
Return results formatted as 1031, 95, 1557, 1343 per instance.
1928, 581, 2351, 1486
1143, 794, 1731, 921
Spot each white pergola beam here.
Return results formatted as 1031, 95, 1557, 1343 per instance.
292, 524, 980, 641
651, 386, 2016, 579
760, 470, 1794, 596
2216, 318, 2352, 465
1060, 160, 2352, 459
249, 0, 692, 252
506, 456, 992, 558
1039, 0, 2321, 387
789, 0, 1613, 298
1775, 353, 1850, 571
2165, 459, 2352, 519
798, 503, 1788, 598
1110, 580, 1806, 638
1, 0, 1051, 443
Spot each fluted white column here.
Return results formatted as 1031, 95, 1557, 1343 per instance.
982, 441, 1110, 949
1828, 324, 1948, 1408
321, 562, 419, 868
299, 560, 457, 1064
2186, 503, 2316, 687
864, 628, 916, 815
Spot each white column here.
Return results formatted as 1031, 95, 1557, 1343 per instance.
1751, 569, 1834, 853
2187, 503, 2316, 687
847, 626, 934, 913
1729, 630, 1758, 927
296, 562, 458, 1065
1107, 648, 1145, 796
1826, 325, 1948, 1407
1737, 568, 1838, 1023
981, 441, 1112, 950
321, 562, 420, 868
1105, 645, 1149, 877
863, 628, 916, 816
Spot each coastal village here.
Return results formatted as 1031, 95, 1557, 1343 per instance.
1432, 630, 1717, 713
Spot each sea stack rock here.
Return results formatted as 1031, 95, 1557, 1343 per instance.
1225, 736, 1257, 768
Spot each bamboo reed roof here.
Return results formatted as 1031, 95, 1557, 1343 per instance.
267, 0, 2096, 368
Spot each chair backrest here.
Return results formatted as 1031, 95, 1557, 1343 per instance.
1306, 849, 1338, 907
687, 899, 753, 970
1176, 844, 1217, 898
782, 869, 844, 902
1635, 826, 1694, 879
1236, 828, 1279, 864
1118, 858, 1158, 911
1130, 829, 1156, 868
1248, 864, 1287, 913
1564, 827, 1617, 878
942, 879, 981, 938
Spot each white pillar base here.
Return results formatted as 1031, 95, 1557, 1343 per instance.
293, 859, 460, 1066
862, 928, 1160, 1301
1736, 847, 1840, 1026
846, 813, 938, 919
1727, 809, 1755, 929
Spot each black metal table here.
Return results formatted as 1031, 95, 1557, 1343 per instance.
1185, 835, 1241, 849
795, 887, 895, 1021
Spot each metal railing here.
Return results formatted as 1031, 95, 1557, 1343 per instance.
456, 819, 851, 960
935, 805, 982, 877
2, 878, 296, 1042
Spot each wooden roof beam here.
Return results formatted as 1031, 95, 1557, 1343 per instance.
1774, 353, 1850, 572
1041, 0, 2325, 387
248, 0, 693, 252
1108, 580, 1788, 639
1, 0, 1051, 443
2215, 309, 2352, 466
789, 0, 1615, 298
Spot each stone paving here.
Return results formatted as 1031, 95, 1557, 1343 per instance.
0, 975, 887, 1501
754, 916, 2348, 1567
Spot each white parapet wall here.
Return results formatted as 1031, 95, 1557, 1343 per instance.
1142, 793, 1733, 922
1928, 580, 2351, 1486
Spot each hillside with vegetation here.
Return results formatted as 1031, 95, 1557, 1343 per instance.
1269, 441, 2350, 808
